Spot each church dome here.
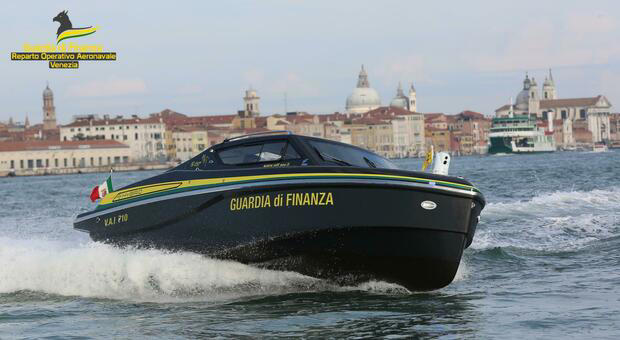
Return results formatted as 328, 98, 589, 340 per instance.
515, 89, 529, 110
345, 65, 381, 113
390, 96, 408, 108
347, 88, 382, 112
43, 84, 53, 98
389, 82, 408, 108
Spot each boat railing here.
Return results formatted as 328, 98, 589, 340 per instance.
223, 130, 292, 143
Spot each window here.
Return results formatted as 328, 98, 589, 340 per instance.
64, 158, 68, 167
123, 156, 129, 163
580, 109, 586, 119
90, 157, 94, 166
20, 160, 24, 169
98, 157, 102, 165
10, 160, 14, 169
36, 159, 43, 168
308, 139, 398, 169
114, 156, 121, 164
45, 159, 49, 167
217, 141, 300, 165
135, 133, 138, 140
123, 135, 128, 141
561, 110, 567, 119
28, 160, 34, 168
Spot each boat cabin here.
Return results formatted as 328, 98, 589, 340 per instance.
175, 131, 398, 171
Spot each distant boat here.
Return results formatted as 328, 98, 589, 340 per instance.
593, 143, 609, 153
488, 115, 555, 154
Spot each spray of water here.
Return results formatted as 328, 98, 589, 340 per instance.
472, 188, 620, 252
0, 238, 418, 302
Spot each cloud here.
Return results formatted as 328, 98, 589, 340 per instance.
242, 69, 266, 88
175, 84, 203, 96
67, 76, 147, 97
268, 72, 320, 97
375, 54, 429, 86
464, 13, 620, 73
566, 13, 616, 35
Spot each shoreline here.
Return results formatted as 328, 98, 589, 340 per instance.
1, 162, 176, 177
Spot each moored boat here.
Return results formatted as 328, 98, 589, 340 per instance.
593, 143, 609, 152
74, 132, 485, 291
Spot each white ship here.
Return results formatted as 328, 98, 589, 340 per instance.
488, 114, 555, 154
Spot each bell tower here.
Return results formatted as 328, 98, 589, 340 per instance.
542, 68, 557, 100
43, 83, 57, 130
243, 87, 260, 117
408, 82, 417, 112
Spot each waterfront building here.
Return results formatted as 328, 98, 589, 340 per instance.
0, 140, 130, 175
364, 106, 425, 158
59, 115, 167, 161
170, 126, 208, 162
610, 113, 620, 148
495, 70, 612, 144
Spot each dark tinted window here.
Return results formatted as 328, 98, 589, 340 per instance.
218, 141, 301, 165
308, 140, 398, 169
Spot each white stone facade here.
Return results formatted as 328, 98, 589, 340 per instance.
60, 115, 167, 161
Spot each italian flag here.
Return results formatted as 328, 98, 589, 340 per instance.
90, 176, 113, 202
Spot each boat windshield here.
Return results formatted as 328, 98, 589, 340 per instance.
307, 139, 399, 169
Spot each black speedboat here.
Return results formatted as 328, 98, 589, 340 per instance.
74, 132, 485, 291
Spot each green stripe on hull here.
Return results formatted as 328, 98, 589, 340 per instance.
95, 175, 479, 212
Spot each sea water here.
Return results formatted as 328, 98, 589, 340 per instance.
1, 151, 619, 338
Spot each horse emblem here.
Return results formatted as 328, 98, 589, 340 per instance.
52, 10, 97, 44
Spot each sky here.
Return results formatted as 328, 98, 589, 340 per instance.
1, 1, 619, 124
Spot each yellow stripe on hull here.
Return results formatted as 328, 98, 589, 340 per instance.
99, 172, 476, 206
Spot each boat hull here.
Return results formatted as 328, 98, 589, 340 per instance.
75, 170, 484, 291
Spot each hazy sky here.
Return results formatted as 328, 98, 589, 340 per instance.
2, 1, 619, 124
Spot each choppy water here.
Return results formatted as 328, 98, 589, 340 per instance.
1, 151, 619, 338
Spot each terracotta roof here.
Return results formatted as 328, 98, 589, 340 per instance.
63, 116, 163, 128
352, 117, 391, 125
539, 96, 603, 109
424, 113, 445, 119
457, 110, 485, 119
285, 115, 316, 124
171, 126, 207, 133
365, 106, 418, 117
0, 140, 128, 152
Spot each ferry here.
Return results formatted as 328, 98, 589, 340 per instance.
488, 114, 555, 154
